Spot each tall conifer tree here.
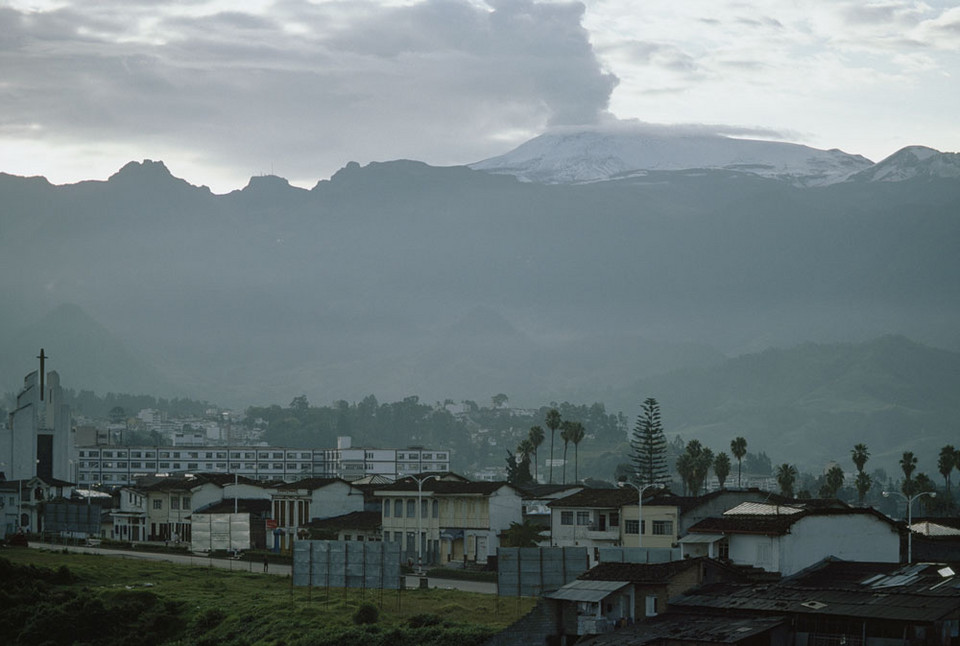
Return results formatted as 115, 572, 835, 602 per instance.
630, 398, 668, 486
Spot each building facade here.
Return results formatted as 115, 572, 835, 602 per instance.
73, 440, 450, 487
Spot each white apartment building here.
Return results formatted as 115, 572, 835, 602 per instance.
73, 437, 450, 487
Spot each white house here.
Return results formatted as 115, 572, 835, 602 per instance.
270, 477, 367, 551
680, 502, 900, 575
374, 475, 523, 565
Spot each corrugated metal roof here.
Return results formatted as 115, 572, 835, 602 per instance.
724, 502, 803, 516
678, 533, 725, 544
546, 579, 630, 602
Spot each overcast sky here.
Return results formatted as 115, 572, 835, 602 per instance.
1, 0, 958, 192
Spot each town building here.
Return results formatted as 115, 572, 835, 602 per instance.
679, 502, 900, 575
663, 558, 960, 646
270, 478, 367, 551
73, 436, 450, 487
374, 474, 523, 566
1, 366, 74, 483
548, 488, 679, 554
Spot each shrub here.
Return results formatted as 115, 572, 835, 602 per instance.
407, 613, 443, 628
352, 602, 379, 625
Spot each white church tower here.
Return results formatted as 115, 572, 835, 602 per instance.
1, 350, 74, 482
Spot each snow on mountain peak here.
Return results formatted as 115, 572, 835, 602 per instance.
848, 145, 960, 182
470, 129, 874, 186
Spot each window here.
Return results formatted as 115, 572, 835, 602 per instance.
609, 512, 620, 526
153, 499, 163, 510
103, 451, 113, 458
182, 497, 191, 510
652, 520, 673, 536
718, 539, 730, 560
561, 511, 574, 525
432, 500, 439, 518
159, 462, 170, 469
645, 595, 658, 617
437, 453, 447, 460
188, 452, 199, 459
576, 511, 591, 526
171, 497, 180, 510
384, 500, 391, 517
187, 463, 198, 469
421, 499, 428, 518
394, 500, 402, 517
624, 520, 639, 534
131, 462, 141, 468
406, 500, 415, 517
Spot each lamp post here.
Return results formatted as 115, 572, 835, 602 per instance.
413, 474, 438, 574
883, 489, 936, 563
618, 480, 663, 548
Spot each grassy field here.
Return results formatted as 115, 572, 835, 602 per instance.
1, 547, 536, 646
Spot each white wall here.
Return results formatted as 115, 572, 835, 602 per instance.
309, 481, 365, 520
782, 514, 899, 574
727, 513, 899, 575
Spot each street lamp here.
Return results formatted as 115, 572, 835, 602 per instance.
883, 489, 936, 563
412, 474, 439, 574
618, 480, 664, 548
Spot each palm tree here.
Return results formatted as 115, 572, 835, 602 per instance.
676, 451, 695, 495
569, 422, 586, 483
938, 445, 956, 493
544, 409, 562, 484
560, 421, 573, 484
517, 438, 535, 464
854, 471, 872, 505
851, 444, 870, 473
731, 437, 747, 488
775, 463, 798, 498
714, 452, 731, 489
528, 426, 545, 482
820, 464, 845, 498
900, 451, 918, 497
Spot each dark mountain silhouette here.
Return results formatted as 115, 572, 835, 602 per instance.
1, 154, 958, 429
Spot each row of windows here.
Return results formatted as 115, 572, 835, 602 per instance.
396, 452, 447, 460
151, 496, 191, 510
80, 450, 449, 463
79, 461, 314, 471
559, 512, 672, 536
384, 498, 440, 519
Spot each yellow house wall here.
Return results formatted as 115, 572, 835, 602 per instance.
619, 504, 678, 549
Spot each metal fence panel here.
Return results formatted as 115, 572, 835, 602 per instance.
293, 540, 402, 589
497, 547, 589, 597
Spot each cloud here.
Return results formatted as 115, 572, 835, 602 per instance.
0, 0, 617, 190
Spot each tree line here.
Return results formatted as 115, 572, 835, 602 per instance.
627, 396, 960, 516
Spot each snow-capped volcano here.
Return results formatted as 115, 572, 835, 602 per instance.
470, 129, 875, 186
848, 145, 960, 182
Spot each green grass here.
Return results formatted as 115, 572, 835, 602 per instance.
1, 548, 535, 646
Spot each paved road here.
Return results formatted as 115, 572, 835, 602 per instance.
27, 541, 497, 594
